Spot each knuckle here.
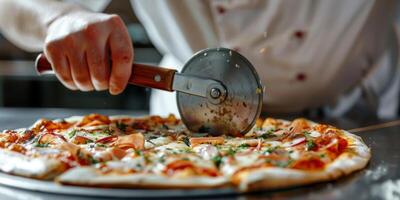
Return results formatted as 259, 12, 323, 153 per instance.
83, 24, 100, 38
72, 71, 90, 84
64, 35, 80, 49
109, 14, 123, 24
87, 50, 104, 66
44, 41, 63, 55
113, 51, 133, 64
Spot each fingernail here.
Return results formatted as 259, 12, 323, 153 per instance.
110, 86, 120, 95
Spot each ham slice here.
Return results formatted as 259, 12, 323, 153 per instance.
190, 137, 224, 147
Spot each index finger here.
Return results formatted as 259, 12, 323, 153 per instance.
108, 21, 134, 95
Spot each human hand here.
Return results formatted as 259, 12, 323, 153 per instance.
44, 11, 133, 94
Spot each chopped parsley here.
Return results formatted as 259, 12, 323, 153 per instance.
116, 122, 127, 132
135, 149, 143, 156
304, 131, 317, 151
303, 131, 311, 138
146, 139, 156, 146
182, 148, 194, 153
238, 143, 250, 148
35, 143, 50, 148
263, 146, 278, 154
31, 134, 49, 147
259, 129, 276, 139
88, 156, 99, 164
211, 156, 222, 167
226, 148, 237, 156
96, 143, 107, 148
67, 130, 77, 139
158, 155, 166, 163
148, 135, 158, 140
162, 124, 169, 130
182, 136, 190, 146
319, 154, 326, 158
306, 140, 316, 151
100, 128, 113, 135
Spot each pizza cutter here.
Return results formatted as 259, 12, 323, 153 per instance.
35, 48, 263, 136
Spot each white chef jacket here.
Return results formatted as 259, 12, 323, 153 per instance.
128, 0, 400, 119
22, 0, 400, 118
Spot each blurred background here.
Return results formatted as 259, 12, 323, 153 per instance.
0, 1, 157, 113
0, 1, 400, 119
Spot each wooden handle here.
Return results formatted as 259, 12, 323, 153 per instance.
35, 53, 177, 91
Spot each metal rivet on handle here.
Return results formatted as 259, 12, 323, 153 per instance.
154, 74, 161, 82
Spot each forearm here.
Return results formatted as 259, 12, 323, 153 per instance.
0, 0, 84, 52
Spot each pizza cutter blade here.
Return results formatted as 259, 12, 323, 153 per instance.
35, 48, 263, 136
176, 48, 263, 136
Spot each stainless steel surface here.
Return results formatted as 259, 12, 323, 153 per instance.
177, 48, 263, 136
172, 73, 226, 101
0, 108, 398, 199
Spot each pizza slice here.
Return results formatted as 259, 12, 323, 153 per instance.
219, 118, 371, 191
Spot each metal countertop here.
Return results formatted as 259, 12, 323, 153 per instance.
0, 108, 397, 200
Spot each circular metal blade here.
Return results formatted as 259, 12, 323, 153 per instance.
177, 48, 263, 136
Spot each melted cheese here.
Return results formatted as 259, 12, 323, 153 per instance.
154, 142, 189, 154
144, 136, 172, 149
309, 131, 321, 137
221, 154, 260, 176
193, 144, 219, 160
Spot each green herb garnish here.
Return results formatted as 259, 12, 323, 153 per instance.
88, 156, 99, 164
135, 149, 143, 156
116, 122, 127, 132
67, 130, 77, 139
159, 155, 166, 163
306, 140, 316, 151
96, 143, 107, 148
238, 143, 250, 148
259, 129, 276, 139
211, 156, 222, 167
226, 148, 237, 156
263, 146, 278, 154
100, 128, 113, 135
149, 135, 158, 140
35, 143, 50, 148
182, 136, 190, 146
303, 131, 311, 138
162, 124, 169, 130
183, 148, 194, 153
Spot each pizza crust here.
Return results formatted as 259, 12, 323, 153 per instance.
232, 129, 371, 191
0, 149, 63, 179
57, 167, 229, 189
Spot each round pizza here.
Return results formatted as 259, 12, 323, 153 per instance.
0, 114, 370, 191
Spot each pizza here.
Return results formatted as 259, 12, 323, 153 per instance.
0, 114, 370, 191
